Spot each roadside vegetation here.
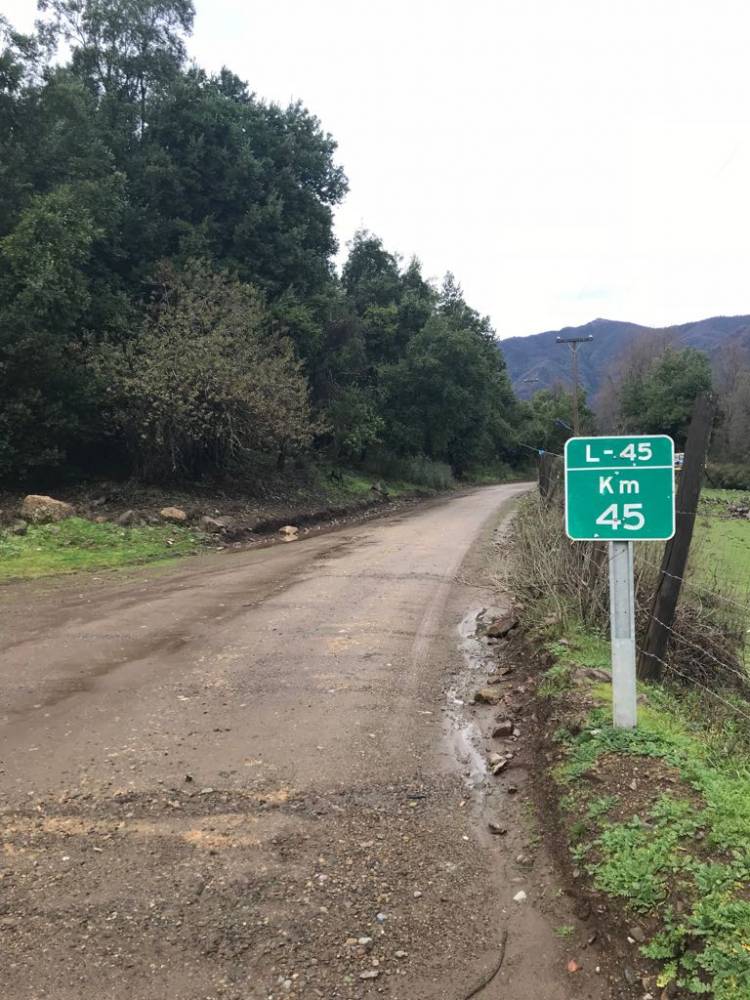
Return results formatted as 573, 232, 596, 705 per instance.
1, 0, 538, 584
511, 491, 750, 999
690, 489, 750, 602
0, 517, 200, 581
0, 1, 536, 498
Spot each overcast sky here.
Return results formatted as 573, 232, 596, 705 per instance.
5, 0, 750, 338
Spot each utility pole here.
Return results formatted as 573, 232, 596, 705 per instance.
556, 334, 593, 436
521, 376, 540, 399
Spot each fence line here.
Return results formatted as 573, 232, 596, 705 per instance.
638, 557, 750, 617
527, 447, 750, 712
636, 646, 750, 723
645, 613, 750, 689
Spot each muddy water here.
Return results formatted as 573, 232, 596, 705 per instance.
444, 603, 518, 841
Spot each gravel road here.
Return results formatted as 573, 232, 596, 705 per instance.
0, 484, 614, 1000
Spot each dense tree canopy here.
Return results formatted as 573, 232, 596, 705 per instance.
519, 387, 594, 456
0, 1, 524, 485
616, 347, 713, 448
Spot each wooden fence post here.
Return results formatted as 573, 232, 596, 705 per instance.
538, 451, 551, 499
637, 395, 715, 682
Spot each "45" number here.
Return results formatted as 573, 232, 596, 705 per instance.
595, 503, 645, 531
619, 442, 653, 461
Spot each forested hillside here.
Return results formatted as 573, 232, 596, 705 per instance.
0, 1, 526, 488
503, 315, 750, 399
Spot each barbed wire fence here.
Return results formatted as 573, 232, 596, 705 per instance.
514, 451, 750, 727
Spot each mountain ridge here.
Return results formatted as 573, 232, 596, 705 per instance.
500, 314, 750, 399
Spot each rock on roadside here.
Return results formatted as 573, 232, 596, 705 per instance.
116, 509, 141, 527
20, 495, 75, 524
159, 507, 188, 524
199, 515, 228, 534
486, 611, 520, 639
279, 525, 299, 541
474, 688, 502, 706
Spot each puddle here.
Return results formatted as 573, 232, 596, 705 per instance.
445, 601, 518, 826
444, 603, 504, 801
448, 716, 487, 789
457, 606, 496, 674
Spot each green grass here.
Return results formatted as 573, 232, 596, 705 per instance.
550, 627, 610, 668
547, 620, 750, 999
334, 471, 423, 498
314, 465, 450, 502
0, 517, 201, 581
690, 489, 750, 597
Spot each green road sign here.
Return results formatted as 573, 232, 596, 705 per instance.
564, 435, 675, 541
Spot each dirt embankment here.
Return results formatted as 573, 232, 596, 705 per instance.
0, 477, 435, 546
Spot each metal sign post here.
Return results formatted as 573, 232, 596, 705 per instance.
609, 541, 637, 729
564, 435, 676, 729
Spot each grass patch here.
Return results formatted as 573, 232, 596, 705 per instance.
689, 488, 750, 598
692, 521, 750, 597
0, 517, 201, 581
551, 628, 610, 668
315, 464, 452, 503
545, 621, 750, 999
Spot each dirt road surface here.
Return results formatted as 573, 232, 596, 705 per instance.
1, 484, 615, 1000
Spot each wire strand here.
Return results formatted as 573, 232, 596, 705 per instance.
645, 614, 750, 688
636, 646, 750, 724
637, 557, 750, 616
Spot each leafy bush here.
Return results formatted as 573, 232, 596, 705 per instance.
97, 264, 317, 481
362, 450, 455, 491
463, 461, 517, 484
705, 463, 750, 490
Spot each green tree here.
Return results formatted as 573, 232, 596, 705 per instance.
326, 387, 384, 463
618, 347, 712, 446
127, 69, 348, 295
520, 386, 595, 454
96, 264, 316, 480
0, 179, 126, 479
383, 314, 517, 474
38, 0, 194, 131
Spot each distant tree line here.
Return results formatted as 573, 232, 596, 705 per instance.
595, 334, 750, 475
595, 340, 713, 449
0, 0, 532, 486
